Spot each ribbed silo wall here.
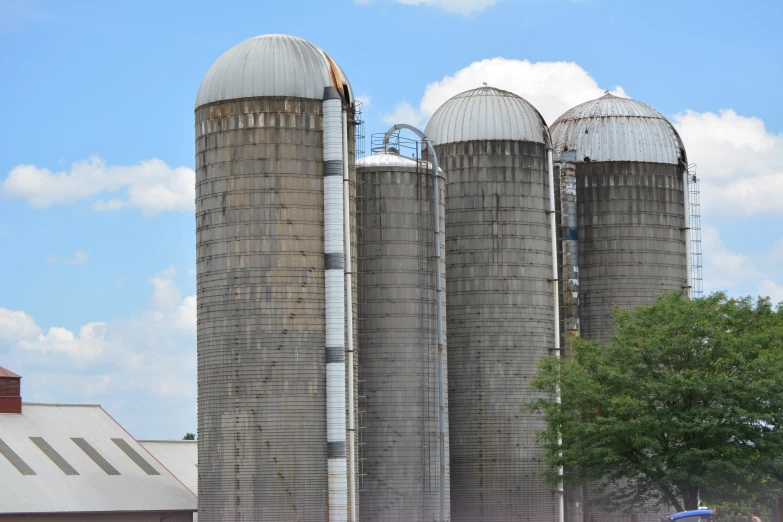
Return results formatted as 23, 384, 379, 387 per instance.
347, 120, 360, 522
196, 97, 353, 521
577, 161, 687, 344
578, 160, 687, 522
438, 140, 557, 522
356, 163, 449, 521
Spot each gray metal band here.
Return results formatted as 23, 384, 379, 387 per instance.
325, 253, 344, 270
324, 160, 342, 177
327, 441, 346, 459
323, 86, 342, 101
326, 347, 345, 364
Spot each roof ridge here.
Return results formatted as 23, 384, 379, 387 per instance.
21, 402, 102, 408
139, 440, 198, 443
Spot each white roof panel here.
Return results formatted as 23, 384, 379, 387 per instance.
550, 93, 686, 165
0, 403, 196, 515
140, 440, 197, 495
196, 34, 352, 108
356, 152, 442, 173
425, 86, 547, 146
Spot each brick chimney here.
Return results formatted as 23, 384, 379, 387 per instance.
0, 366, 22, 414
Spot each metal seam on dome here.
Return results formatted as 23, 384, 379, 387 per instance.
554, 115, 670, 123
551, 97, 684, 165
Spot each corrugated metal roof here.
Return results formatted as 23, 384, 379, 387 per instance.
356, 152, 441, 173
0, 403, 196, 515
195, 34, 352, 108
0, 366, 21, 378
139, 440, 197, 496
550, 93, 686, 165
425, 86, 547, 146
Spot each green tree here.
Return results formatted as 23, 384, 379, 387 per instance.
528, 292, 783, 514
182, 433, 196, 440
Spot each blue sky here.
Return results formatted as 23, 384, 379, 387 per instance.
1, 0, 781, 439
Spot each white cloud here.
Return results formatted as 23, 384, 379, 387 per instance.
356, 94, 372, 110
150, 266, 182, 309
0, 267, 195, 363
702, 226, 783, 303
172, 295, 197, 332
395, 0, 498, 15
46, 250, 91, 265
759, 280, 783, 305
702, 227, 761, 290
382, 57, 626, 127
383, 101, 428, 128
0, 307, 108, 362
0, 308, 40, 343
672, 109, 783, 219
19, 323, 108, 360
0, 267, 196, 436
2, 156, 194, 217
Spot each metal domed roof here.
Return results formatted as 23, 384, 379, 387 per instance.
356, 152, 441, 173
195, 34, 352, 108
424, 86, 547, 145
550, 93, 686, 165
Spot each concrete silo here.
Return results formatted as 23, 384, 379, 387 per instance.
355, 151, 448, 521
550, 93, 689, 342
550, 93, 690, 522
194, 34, 357, 521
426, 86, 560, 522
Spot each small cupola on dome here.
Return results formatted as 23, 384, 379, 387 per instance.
195, 34, 353, 108
550, 93, 687, 165
0, 365, 22, 414
424, 86, 547, 146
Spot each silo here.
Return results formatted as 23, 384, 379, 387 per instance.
355, 151, 448, 521
195, 34, 357, 521
551, 93, 689, 345
426, 86, 559, 522
550, 93, 689, 522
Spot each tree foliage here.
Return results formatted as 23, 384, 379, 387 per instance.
182, 432, 196, 440
528, 292, 783, 514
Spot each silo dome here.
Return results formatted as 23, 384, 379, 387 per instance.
195, 33, 352, 107
550, 93, 686, 165
425, 86, 546, 145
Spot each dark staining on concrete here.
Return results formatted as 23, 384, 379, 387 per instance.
356, 162, 449, 521
196, 97, 331, 521
439, 139, 558, 522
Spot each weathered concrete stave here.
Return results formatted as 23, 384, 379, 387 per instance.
196, 98, 331, 521
356, 161, 449, 521
437, 139, 558, 522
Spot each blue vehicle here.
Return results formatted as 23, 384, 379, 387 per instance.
663, 509, 717, 521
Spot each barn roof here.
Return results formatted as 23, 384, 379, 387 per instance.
0, 403, 196, 515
